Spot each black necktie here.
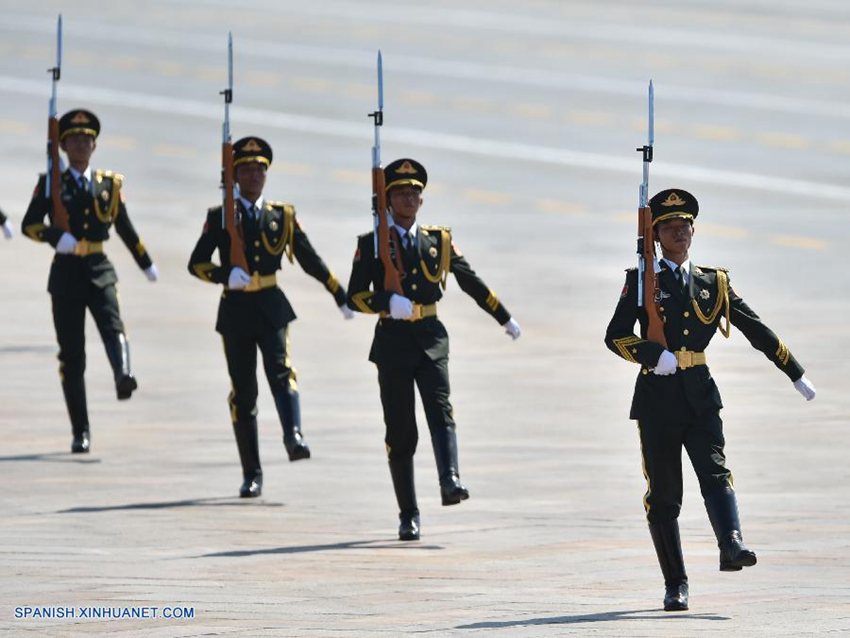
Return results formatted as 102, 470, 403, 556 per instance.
78, 175, 88, 192
676, 266, 687, 293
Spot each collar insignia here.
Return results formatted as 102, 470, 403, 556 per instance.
269, 220, 279, 231
700, 289, 711, 300
429, 246, 438, 258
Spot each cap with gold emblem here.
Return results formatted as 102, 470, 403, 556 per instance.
649, 189, 699, 226
384, 158, 427, 192
59, 109, 100, 141
233, 136, 273, 168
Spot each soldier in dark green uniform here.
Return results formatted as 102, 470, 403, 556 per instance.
0, 208, 14, 240
22, 109, 158, 454
347, 158, 522, 541
605, 188, 816, 611
188, 136, 352, 498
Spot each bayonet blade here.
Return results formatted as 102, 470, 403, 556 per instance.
227, 32, 233, 95
648, 80, 654, 148
56, 15, 62, 72
377, 50, 383, 113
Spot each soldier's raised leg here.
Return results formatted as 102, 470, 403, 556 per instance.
379, 364, 420, 540
417, 357, 468, 506
684, 412, 757, 571
91, 284, 137, 400
223, 333, 262, 497
259, 326, 310, 461
52, 295, 90, 453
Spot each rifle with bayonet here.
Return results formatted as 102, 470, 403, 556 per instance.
220, 32, 251, 278
368, 51, 403, 296
46, 14, 70, 232
636, 80, 667, 348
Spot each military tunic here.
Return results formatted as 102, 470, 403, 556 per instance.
188, 200, 346, 424
346, 225, 510, 458
605, 262, 804, 522
22, 169, 153, 435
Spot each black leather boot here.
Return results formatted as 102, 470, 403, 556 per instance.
233, 418, 262, 498
649, 519, 689, 611
389, 456, 420, 540
272, 387, 310, 461
430, 425, 469, 506
704, 487, 757, 571
62, 373, 90, 453
103, 333, 137, 400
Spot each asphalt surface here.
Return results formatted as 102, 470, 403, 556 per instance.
0, 0, 848, 635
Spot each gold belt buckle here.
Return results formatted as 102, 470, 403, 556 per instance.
677, 350, 694, 369
74, 239, 90, 256
408, 303, 423, 321
244, 272, 262, 292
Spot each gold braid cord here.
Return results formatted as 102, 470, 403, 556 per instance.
93, 171, 122, 223
691, 270, 731, 338
419, 227, 451, 290
261, 203, 296, 263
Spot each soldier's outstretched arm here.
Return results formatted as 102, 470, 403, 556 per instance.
604, 268, 666, 368
291, 214, 347, 308
188, 209, 228, 285
21, 176, 64, 246
346, 233, 392, 314
111, 180, 155, 280
449, 240, 513, 327
727, 278, 806, 381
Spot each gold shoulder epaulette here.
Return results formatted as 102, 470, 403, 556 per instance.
696, 265, 728, 273
421, 224, 451, 234
267, 200, 293, 210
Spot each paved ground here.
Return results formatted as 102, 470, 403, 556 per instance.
1, 0, 849, 635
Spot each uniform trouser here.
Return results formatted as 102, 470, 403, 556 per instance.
638, 411, 733, 524
51, 285, 125, 436
376, 351, 459, 482
222, 324, 299, 474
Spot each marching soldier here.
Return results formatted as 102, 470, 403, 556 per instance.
188, 136, 353, 498
22, 109, 158, 453
605, 189, 816, 611
347, 158, 522, 541
0, 208, 14, 240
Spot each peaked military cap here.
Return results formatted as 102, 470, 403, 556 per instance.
59, 109, 100, 141
233, 136, 273, 168
384, 158, 427, 192
649, 189, 698, 226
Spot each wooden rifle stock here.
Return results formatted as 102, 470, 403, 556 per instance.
222, 142, 249, 273
640, 205, 667, 348
373, 167, 403, 294
48, 117, 70, 232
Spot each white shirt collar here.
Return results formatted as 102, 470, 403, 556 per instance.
662, 257, 691, 279
238, 194, 264, 216
68, 166, 92, 184
391, 220, 417, 243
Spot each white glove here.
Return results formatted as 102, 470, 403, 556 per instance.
503, 318, 521, 340
144, 264, 159, 282
339, 303, 355, 320
2, 222, 13, 240
793, 375, 816, 401
56, 232, 78, 254
389, 293, 414, 320
653, 350, 678, 376
228, 267, 251, 290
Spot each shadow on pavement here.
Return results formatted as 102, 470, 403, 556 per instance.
0, 452, 101, 464
200, 539, 445, 558
456, 609, 729, 628
57, 497, 284, 513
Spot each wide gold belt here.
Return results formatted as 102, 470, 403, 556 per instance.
73, 240, 103, 256
234, 273, 277, 292
675, 350, 706, 369
380, 302, 437, 322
